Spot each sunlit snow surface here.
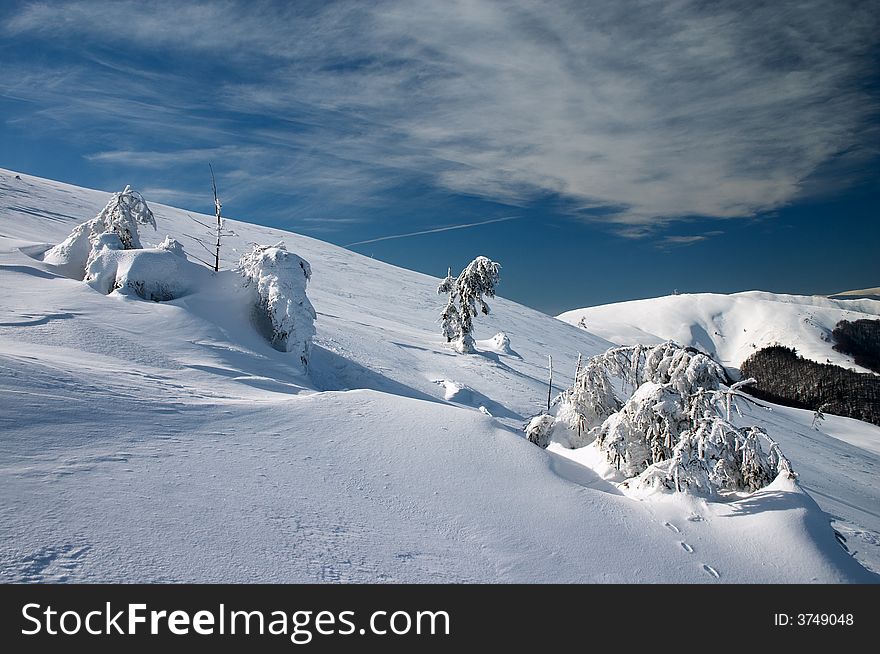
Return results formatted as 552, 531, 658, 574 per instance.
559, 291, 880, 375
0, 169, 877, 582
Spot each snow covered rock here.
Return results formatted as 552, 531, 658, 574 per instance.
525, 414, 555, 448
480, 331, 514, 354
238, 243, 316, 366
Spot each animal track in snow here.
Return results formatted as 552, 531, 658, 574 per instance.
680, 542, 694, 553
663, 521, 680, 533
701, 564, 720, 579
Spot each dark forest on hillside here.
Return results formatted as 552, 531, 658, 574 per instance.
833, 318, 880, 373
741, 345, 880, 426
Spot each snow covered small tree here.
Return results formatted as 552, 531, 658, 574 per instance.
592, 346, 793, 495
437, 256, 501, 353
95, 185, 156, 249
811, 402, 830, 429
596, 382, 688, 476
238, 243, 316, 367
550, 343, 726, 442
526, 341, 794, 495
556, 353, 622, 438
177, 166, 237, 273
438, 268, 461, 344
43, 186, 156, 279
632, 402, 793, 495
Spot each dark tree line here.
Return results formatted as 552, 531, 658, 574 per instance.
741, 345, 880, 426
832, 318, 880, 374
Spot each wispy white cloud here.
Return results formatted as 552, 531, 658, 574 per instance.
657, 230, 725, 249
292, 215, 370, 234
345, 215, 519, 247
3, 0, 878, 235
86, 147, 259, 168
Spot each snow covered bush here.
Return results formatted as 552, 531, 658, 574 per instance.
84, 232, 125, 294
636, 419, 791, 495
42, 186, 193, 301
238, 243, 316, 366
43, 219, 106, 279
43, 186, 157, 279
556, 353, 624, 436
596, 382, 687, 477
553, 343, 727, 439
438, 256, 501, 353
527, 341, 794, 496
86, 246, 197, 301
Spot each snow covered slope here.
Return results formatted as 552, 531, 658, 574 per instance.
1, 169, 878, 582
559, 291, 880, 374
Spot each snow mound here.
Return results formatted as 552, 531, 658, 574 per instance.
87, 245, 206, 301
42, 216, 105, 279
476, 331, 517, 355
434, 379, 518, 419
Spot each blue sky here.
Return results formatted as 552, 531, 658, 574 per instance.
1, 0, 878, 314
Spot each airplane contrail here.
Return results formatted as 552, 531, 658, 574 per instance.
345, 215, 519, 247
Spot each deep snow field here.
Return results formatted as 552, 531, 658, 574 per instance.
1, 168, 878, 582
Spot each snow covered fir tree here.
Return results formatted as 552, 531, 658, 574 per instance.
438, 256, 501, 353
238, 242, 316, 367
527, 342, 794, 496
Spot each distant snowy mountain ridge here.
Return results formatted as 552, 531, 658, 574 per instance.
558, 291, 880, 375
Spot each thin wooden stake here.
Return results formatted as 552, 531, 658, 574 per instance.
210, 163, 222, 273
547, 355, 553, 411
